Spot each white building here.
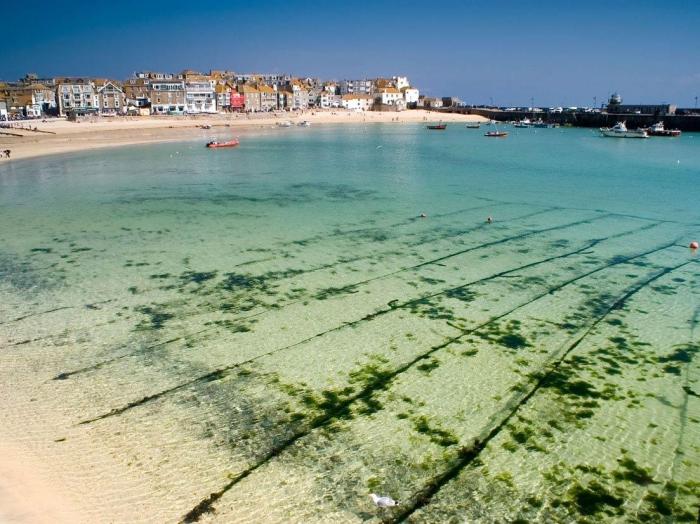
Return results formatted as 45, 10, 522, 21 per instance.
341, 94, 374, 111
185, 81, 217, 113
402, 87, 420, 105
376, 87, 403, 106
319, 92, 341, 108
392, 76, 410, 90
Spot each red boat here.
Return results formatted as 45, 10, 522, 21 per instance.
427, 123, 447, 130
485, 131, 508, 137
206, 138, 239, 148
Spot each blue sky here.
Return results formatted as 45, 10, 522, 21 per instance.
2, 0, 698, 106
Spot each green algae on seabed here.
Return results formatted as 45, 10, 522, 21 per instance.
2, 128, 700, 524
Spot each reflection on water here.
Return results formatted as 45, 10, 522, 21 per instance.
1, 125, 698, 522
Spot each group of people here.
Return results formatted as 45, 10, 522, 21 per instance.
1, 149, 11, 158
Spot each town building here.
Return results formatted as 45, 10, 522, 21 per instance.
95, 80, 126, 115
239, 84, 261, 112
402, 87, 420, 107
376, 87, 404, 107
149, 79, 186, 114
55, 79, 98, 116
339, 79, 373, 96
392, 76, 410, 90
341, 93, 374, 111
185, 76, 216, 113
418, 96, 443, 109
319, 91, 341, 108
123, 78, 150, 108
215, 83, 233, 112
230, 88, 244, 111
258, 84, 278, 111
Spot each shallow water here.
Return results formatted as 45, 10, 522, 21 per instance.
0, 124, 698, 523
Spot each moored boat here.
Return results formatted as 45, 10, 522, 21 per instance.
514, 118, 532, 128
465, 122, 481, 129
646, 122, 681, 137
427, 122, 447, 130
206, 138, 240, 148
485, 131, 508, 137
600, 122, 648, 138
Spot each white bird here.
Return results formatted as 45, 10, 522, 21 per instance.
369, 493, 399, 508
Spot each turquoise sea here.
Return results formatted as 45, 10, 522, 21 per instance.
1, 124, 698, 522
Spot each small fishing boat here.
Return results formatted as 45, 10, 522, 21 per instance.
645, 122, 681, 137
298, 120, 311, 127
485, 120, 507, 137
206, 138, 239, 148
427, 122, 447, 130
514, 118, 532, 128
277, 121, 293, 128
465, 122, 481, 129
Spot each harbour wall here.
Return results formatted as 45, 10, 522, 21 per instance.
438, 107, 700, 132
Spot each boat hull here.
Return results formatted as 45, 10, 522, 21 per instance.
600, 128, 648, 138
206, 140, 239, 148
648, 129, 681, 137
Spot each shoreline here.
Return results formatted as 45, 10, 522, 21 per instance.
0, 110, 485, 162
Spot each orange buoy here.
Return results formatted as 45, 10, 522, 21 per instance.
690, 241, 699, 249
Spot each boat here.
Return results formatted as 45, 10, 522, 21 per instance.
200, 124, 212, 130
514, 118, 532, 128
532, 119, 557, 128
600, 121, 648, 138
427, 122, 447, 130
277, 121, 293, 128
298, 120, 311, 127
484, 119, 507, 137
206, 138, 239, 148
645, 122, 681, 137
465, 122, 481, 129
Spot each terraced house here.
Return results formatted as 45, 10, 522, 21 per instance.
258, 84, 278, 111
95, 80, 126, 115
0, 83, 56, 117
149, 79, 186, 114
56, 78, 98, 116
184, 75, 216, 113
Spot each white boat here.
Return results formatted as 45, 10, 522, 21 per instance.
277, 121, 293, 128
514, 118, 532, 128
646, 122, 681, 137
465, 122, 481, 129
600, 121, 648, 138
298, 120, 311, 127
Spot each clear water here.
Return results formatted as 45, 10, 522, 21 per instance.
1, 125, 698, 523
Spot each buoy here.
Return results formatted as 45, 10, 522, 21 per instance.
486, 216, 493, 224
420, 213, 427, 218
690, 241, 699, 249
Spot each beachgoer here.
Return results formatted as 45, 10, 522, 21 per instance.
3, 150, 10, 159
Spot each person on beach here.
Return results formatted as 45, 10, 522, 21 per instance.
3, 150, 10, 159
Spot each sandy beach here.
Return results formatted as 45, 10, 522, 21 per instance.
0, 110, 484, 161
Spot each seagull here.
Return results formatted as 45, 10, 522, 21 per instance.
369, 493, 399, 508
